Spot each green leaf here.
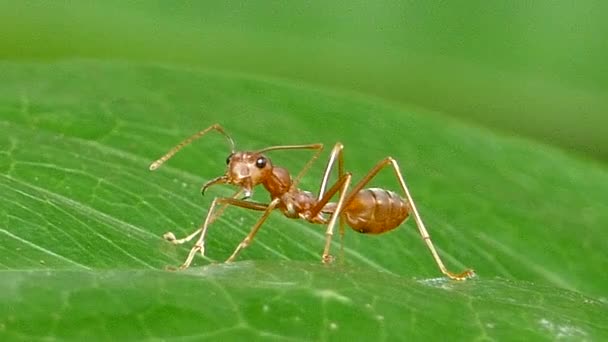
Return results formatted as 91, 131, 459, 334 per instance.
1, 263, 606, 341
1, 61, 607, 340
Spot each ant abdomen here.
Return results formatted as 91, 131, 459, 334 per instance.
343, 188, 409, 234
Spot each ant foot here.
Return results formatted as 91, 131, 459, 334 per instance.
461, 269, 476, 279
163, 232, 177, 243
322, 254, 334, 264
446, 268, 476, 281
195, 243, 206, 258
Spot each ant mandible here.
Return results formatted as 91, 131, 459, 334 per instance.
150, 124, 475, 280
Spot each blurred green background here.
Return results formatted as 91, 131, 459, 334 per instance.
1, 1, 607, 161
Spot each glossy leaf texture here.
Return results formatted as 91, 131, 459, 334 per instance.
0, 61, 607, 340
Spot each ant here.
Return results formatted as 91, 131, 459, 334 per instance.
150, 124, 474, 280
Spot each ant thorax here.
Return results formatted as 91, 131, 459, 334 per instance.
261, 165, 292, 197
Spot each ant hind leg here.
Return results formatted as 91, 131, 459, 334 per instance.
341, 157, 475, 280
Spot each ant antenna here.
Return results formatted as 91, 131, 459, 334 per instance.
149, 124, 235, 171
256, 143, 323, 154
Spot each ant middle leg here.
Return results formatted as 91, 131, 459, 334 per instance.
225, 198, 281, 263
319, 173, 352, 262
305, 143, 351, 262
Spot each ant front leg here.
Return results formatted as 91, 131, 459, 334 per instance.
164, 189, 244, 245
165, 196, 269, 270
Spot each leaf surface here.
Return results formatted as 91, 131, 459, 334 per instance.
0, 61, 607, 340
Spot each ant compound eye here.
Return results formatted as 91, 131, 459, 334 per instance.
226, 153, 234, 165
255, 157, 267, 169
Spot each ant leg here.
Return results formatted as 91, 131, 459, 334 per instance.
163, 228, 202, 245
225, 198, 281, 263
316, 143, 347, 260
205, 189, 245, 226
305, 171, 353, 263
317, 143, 344, 198
163, 189, 244, 245
289, 142, 348, 262
170, 197, 269, 270
321, 174, 351, 262
343, 157, 475, 280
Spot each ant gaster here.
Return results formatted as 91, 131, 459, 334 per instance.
150, 124, 474, 280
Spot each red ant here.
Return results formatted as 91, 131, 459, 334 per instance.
150, 124, 474, 280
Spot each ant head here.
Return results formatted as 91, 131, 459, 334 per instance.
202, 151, 273, 198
